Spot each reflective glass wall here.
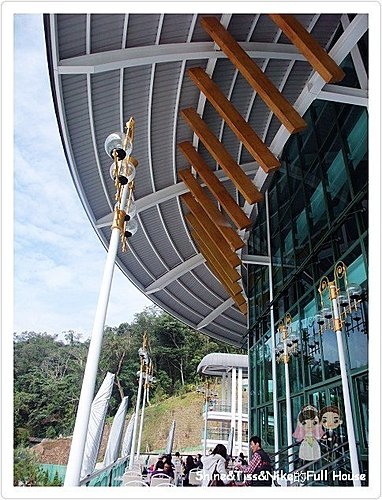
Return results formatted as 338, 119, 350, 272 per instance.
247, 100, 368, 469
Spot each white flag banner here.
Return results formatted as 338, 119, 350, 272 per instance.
103, 396, 129, 467
165, 420, 176, 455
120, 414, 135, 458
227, 426, 235, 457
80, 372, 115, 479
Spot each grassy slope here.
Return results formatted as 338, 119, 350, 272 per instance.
138, 391, 204, 454
33, 391, 205, 464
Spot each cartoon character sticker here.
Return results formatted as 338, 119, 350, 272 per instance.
293, 404, 324, 461
319, 405, 343, 451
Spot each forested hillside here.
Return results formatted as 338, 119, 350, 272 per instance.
14, 306, 242, 446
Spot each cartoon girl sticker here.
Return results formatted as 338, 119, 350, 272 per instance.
293, 404, 324, 461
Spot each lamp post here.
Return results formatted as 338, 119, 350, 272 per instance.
317, 261, 362, 487
136, 360, 156, 461
196, 383, 218, 456
129, 333, 149, 469
275, 313, 300, 472
64, 118, 139, 486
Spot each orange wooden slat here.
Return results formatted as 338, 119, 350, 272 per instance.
200, 16, 307, 134
178, 141, 252, 230
181, 107, 263, 204
236, 293, 246, 305
192, 236, 243, 298
238, 301, 248, 315
269, 14, 345, 84
191, 229, 241, 283
188, 67, 280, 173
183, 202, 241, 269
179, 168, 244, 251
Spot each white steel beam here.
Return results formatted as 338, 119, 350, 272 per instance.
318, 85, 368, 107
196, 298, 235, 329
57, 41, 304, 74
241, 254, 271, 266
145, 254, 204, 294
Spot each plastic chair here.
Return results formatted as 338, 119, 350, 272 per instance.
188, 469, 203, 486
123, 479, 149, 487
121, 471, 142, 485
153, 482, 176, 487
150, 474, 172, 487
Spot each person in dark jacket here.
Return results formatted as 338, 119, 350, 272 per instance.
236, 436, 273, 486
183, 455, 196, 486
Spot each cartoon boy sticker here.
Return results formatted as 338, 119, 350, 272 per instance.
319, 405, 343, 451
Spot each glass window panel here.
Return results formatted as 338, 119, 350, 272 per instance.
325, 149, 351, 219
295, 209, 308, 250
264, 336, 273, 403
308, 389, 326, 410
347, 254, 367, 284
276, 357, 286, 398
267, 406, 275, 447
279, 401, 287, 448
310, 182, 326, 225
346, 302, 368, 369
321, 329, 341, 379
291, 395, 305, 431
287, 156, 304, 194
303, 299, 316, 319
355, 374, 368, 449
347, 110, 368, 168
256, 341, 264, 404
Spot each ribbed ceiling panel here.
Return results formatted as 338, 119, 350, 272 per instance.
151, 61, 184, 191
159, 198, 196, 261
90, 14, 125, 53
125, 14, 162, 48
160, 14, 195, 44
178, 273, 222, 310
166, 280, 212, 318
57, 14, 86, 59
138, 206, 182, 269
228, 14, 256, 41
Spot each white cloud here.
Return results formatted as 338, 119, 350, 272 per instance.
12, 14, 152, 338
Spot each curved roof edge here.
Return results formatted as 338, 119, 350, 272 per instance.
197, 352, 248, 376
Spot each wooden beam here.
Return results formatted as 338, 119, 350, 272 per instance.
203, 257, 242, 298
191, 229, 241, 283
183, 203, 241, 269
179, 168, 244, 251
238, 301, 248, 315
188, 67, 280, 173
200, 16, 307, 134
269, 14, 346, 84
178, 141, 252, 230
193, 236, 247, 315
181, 108, 263, 204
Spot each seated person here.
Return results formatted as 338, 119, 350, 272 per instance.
194, 454, 203, 469
163, 462, 174, 479
183, 455, 196, 486
150, 460, 165, 477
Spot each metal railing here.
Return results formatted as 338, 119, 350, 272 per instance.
79, 456, 129, 487
207, 402, 249, 414
205, 429, 249, 442
270, 441, 364, 487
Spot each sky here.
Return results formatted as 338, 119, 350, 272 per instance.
12, 14, 152, 340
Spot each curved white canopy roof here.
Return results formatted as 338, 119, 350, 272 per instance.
197, 352, 248, 376
44, 13, 367, 347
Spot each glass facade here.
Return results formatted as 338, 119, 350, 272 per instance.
247, 100, 368, 473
